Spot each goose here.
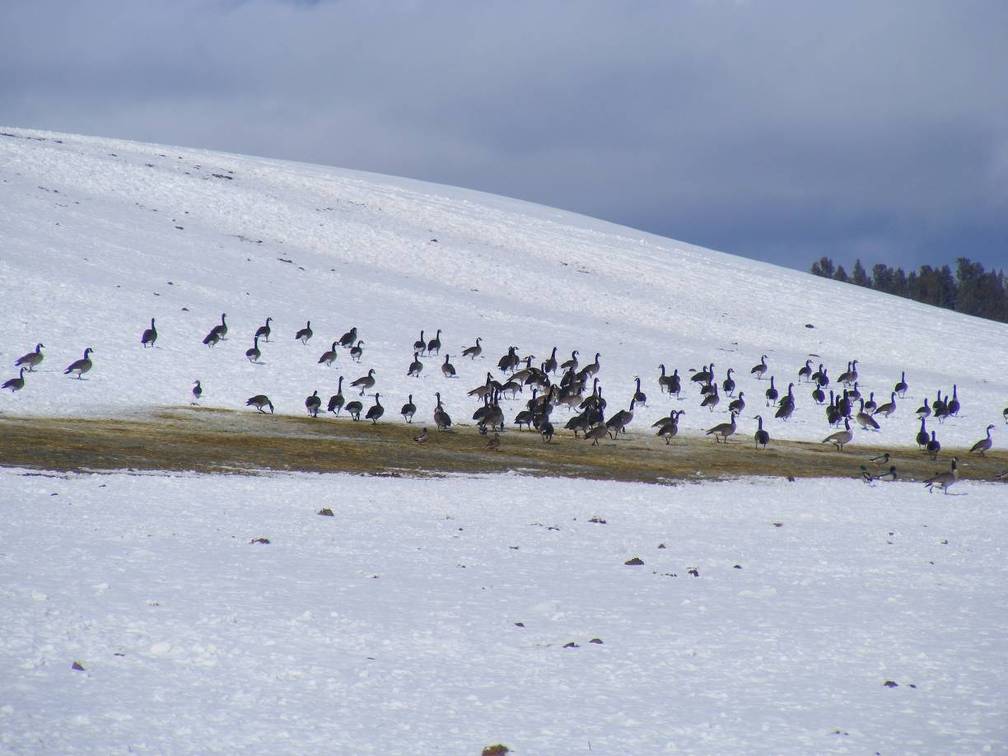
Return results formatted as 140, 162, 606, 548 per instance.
605, 398, 636, 438
64, 347, 94, 379
245, 335, 262, 363
916, 418, 929, 449
318, 341, 339, 367
705, 411, 738, 444
15, 343, 45, 372
413, 330, 426, 354
812, 364, 829, 387
822, 418, 853, 451
339, 326, 358, 349
797, 359, 813, 383
1004, 405, 1008, 424
351, 368, 376, 395
856, 399, 880, 431
434, 392, 452, 430
2, 368, 26, 392
728, 392, 746, 415
970, 424, 995, 456
632, 376, 646, 406
721, 368, 736, 397
350, 340, 364, 363
560, 350, 579, 372
700, 383, 720, 412
305, 389, 321, 417
874, 392, 897, 418
894, 370, 908, 398
408, 353, 424, 378
658, 364, 674, 394
441, 355, 456, 378
812, 384, 826, 405
400, 394, 417, 423
365, 393, 384, 424
765, 376, 778, 406
141, 318, 158, 348
509, 356, 537, 384
246, 394, 274, 413
585, 422, 609, 446
934, 394, 950, 423
210, 312, 228, 341
750, 354, 768, 380
837, 390, 852, 420
876, 466, 898, 482
700, 373, 716, 397
540, 420, 555, 442
656, 411, 685, 444
345, 399, 363, 421
848, 382, 861, 402
916, 398, 931, 419
328, 377, 345, 415
498, 346, 520, 373
191, 380, 202, 403
413, 427, 429, 444
754, 414, 769, 449
947, 385, 961, 417
668, 368, 682, 399
839, 360, 859, 386
566, 410, 592, 438
690, 363, 713, 384
543, 347, 558, 374
924, 457, 958, 494
863, 391, 877, 414
427, 329, 442, 356
255, 316, 272, 342
774, 383, 796, 421
295, 321, 313, 344
580, 353, 601, 380
202, 327, 221, 347
462, 337, 483, 360
926, 430, 941, 460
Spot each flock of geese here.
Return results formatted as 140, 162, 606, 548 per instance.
4, 313, 1006, 491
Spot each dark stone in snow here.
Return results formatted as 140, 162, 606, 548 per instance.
589, 638, 603, 644
250, 537, 270, 544
733, 564, 742, 569
805, 323, 815, 328
514, 622, 524, 628
625, 557, 644, 566
883, 680, 898, 688
563, 642, 579, 648
71, 661, 85, 671
317, 508, 334, 517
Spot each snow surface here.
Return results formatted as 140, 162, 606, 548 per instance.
2, 468, 1005, 754
1, 126, 1006, 449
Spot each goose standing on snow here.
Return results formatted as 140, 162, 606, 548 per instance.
245, 335, 262, 364
765, 376, 778, 407
633, 376, 646, 406
754, 414, 769, 449
822, 418, 853, 451
413, 330, 426, 354
797, 360, 813, 383
365, 393, 384, 424
204, 313, 227, 344
874, 392, 897, 418
441, 355, 456, 378
255, 316, 272, 343
295, 321, 313, 344
339, 326, 358, 349
352, 368, 376, 395
970, 424, 995, 456
560, 350, 579, 372
894, 370, 908, 398
408, 353, 424, 378
15, 343, 45, 372
856, 399, 880, 431
700, 383, 720, 412
318, 341, 339, 367
543, 347, 558, 374
947, 385, 961, 417
750, 354, 768, 381
721, 368, 736, 397
728, 391, 746, 415
327, 376, 345, 415
924, 457, 959, 494
64, 347, 94, 379
191, 380, 202, 403
462, 337, 483, 360
401, 394, 417, 423
774, 383, 795, 421
706, 411, 738, 444
141, 318, 158, 348
427, 329, 442, 356
2, 368, 26, 392
350, 341, 364, 363
305, 389, 321, 417
246, 394, 274, 413
916, 397, 931, 419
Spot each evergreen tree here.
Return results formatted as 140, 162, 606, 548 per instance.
852, 259, 871, 287
810, 257, 836, 278
834, 265, 849, 283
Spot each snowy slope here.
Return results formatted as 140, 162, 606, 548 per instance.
1, 126, 1006, 451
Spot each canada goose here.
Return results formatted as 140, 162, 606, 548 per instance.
433, 392, 452, 430
916, 417, 929, 449
15, 343, 45, 371
318, 341, 339, 367
916, 398, 931, 420
605, 398, 636, 438
765, 376, 778, 406
328, 376, 345, 415
462, 337, 483, 360
245, 335, 261, 363
580, 353, 601, 380
255, 316, 272, 342
656, 411, 685, 444
658, 364, 673, 393
543, 347, 558, 374
1004, 405, 1008, 424
345, 400, 363, 421
728, 392, 746, 415
797, 360, 813, 383
856, 399, 880, 431
498, 347, 520, 373
874, 392, 897, 418
427, 329, 442, 356
837, 390, 852, 420
924, 457, 958, 494
700, 383, 720, 412
2, 368, 26, 392
401, 394, 417, 423
894, 370, 908, 398
202, 327, 220, 347
413, 330, 426, 354
441, 355, 456, 378
754, 414, 769, 449
560, 350, 579, 372
705, 411, 738, 444
365, 393, 384, 424
970, 424, 995, 456
934, 394, 950, 423
64, 347, 93, 379
721, 368, 736, 397
408, 353, 424, 378
774, 384, 796, 421
822, 418, 853, 451
812, 364, 829, 387
947, 385, 961, 416
585, 422, 609, 446
750, 354, 768, 380
838, 360, 858, 386
339, 326, 358, 349
295, 321, 313, 344
926, 430, 941, 460
141, 318, 158, 348
246, 394, 274, 413
305, 389, 321, 417
540, 420, 555, 442
191, 380, 202, 403
690, 363, 713, 384
413, 427, 429, 443
210, 313, 228, 340
848, 382, 861, 402
668, 368, 682, 399
812, 384, 826, 405
350, 341, 364, 362
352, 368, 376, 395
633, 376, 646, 406
876, 465, 898, 482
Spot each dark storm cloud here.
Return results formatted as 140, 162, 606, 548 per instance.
2, 0, 1006, 271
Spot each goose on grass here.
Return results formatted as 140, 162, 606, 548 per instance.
246, 394, 274, 413
400, 394, 416, 423
754, 414, 769, 449
434, 392, 452, 430
327, 377, 345, 415
305, 390, 321, 417
969, 424, 995, 456
344, 399, 363, 421
706, 411, 738, 444
822, 418, 853, 451
365, 393, 384, 424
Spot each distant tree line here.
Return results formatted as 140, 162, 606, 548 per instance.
810, 256, 1008, 323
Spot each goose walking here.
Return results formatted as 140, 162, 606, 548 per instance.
970, 424, 995, 456
245, 335, 262, 364
750, 354, 768, 380
700, 383, 720, 412
339, 326, 358, 349
401, 394, 416, 423
350, 341, 364, 363
427, 329, 442, 356
721, 368, 736, 397
560, 350, 579, 372
365, 393, 384, 424
413, 330, 426, 354
211, 313, 228, 340
345, 399, 363, 421
64, 347, 94, 379
191, 379, 202, 403
728, 392, 746, 415
305, 390, 321, 417
141, 318, 158, 348
15, 343, 45, 371
605, 398, 636, 438
408, 353, 424, 378
246, 394, 274, 413
352, 368, 376, 395
705, 411, 738, 444
318, 341, 339, 367
765, 376, 778, 406
874, 392, 897, 418
797, 360, 813, 383
894, 370, 908, 398
462, 337, 483, 360
327, 377, 345, 415
441, 355, 456, 378
585, 422, 609, 446
656, 411, 685, 444
295, 321, 313, 344
2, 368, 26, 392
255, 316, 272, 342
924, 457, 959, 494
822, 418, 853, 451
947, 385, 961, 417
754, 414, 769, 449
202, 328, 221, 347
916, 398, 931, 419
632, 376, 647, 406
543, 347, 558, 374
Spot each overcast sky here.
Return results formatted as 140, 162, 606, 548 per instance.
3, 0, 1006, 272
